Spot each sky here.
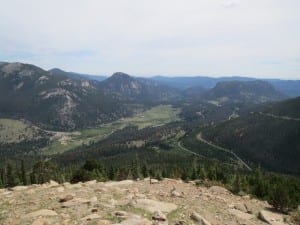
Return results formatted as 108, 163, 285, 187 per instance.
0, 0, 299, 79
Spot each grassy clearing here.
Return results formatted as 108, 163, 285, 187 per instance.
0, 118, 41, 143
42, 105, 181, 155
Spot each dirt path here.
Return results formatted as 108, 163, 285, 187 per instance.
196, 133, 252, 171
177, 141, 206, 158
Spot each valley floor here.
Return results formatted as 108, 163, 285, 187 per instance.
0, 179, 293, 225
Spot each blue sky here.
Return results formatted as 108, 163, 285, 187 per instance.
0, 0, 299, 79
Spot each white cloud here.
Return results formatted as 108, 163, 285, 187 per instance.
0, 0, 299, 79
221, 0, 239, 8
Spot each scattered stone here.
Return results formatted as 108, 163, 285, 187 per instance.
61, 197, 92, 207
228, 209, 254, 220
81, 213, 101, 221
115, 211, 128, 217
150, 179, 159, 184
83, 180, 97, 186
11, 186, 28, 191
133, 198, 177, 213
258, 210, 287, 225
190, 211, 211, 225
48, 180, 59, 187
59, 195, 74, 203
208, 186, 230, 195
91, 208, 98, 213
171, 190, 183, 198
152, 211, 167, 221
23, 209, 58, 218
105, 180, 133, 187
233, 203, 248, 213
90, 196, 98, 203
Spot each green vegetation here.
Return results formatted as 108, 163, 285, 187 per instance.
201, 114, 300, 174
42, 105, 180, 155
0, 118, 43, 143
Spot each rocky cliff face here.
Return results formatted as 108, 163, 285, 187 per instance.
0, 179, 293, 225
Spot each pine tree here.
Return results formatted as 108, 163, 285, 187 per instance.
21, 160, 27, 185
6, 163, 16, 187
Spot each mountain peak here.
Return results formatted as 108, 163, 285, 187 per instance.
110, 72, 132, 80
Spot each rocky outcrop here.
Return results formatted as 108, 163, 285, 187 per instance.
0, 179, 296, 225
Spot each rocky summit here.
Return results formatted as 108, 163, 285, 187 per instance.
0, 179, 293, 225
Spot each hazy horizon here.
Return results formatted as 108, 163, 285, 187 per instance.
1, 0, 299, 79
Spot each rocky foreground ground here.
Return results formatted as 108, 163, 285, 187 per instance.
0, 179, 294, 225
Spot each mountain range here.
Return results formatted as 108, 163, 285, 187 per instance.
1, 61, 298, 131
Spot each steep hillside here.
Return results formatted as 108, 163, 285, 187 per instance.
179, 80, 284, 123
202, 80, 285, 105
49, 68, 106, 81
0, 62, 132, 131
199, 98, 300, 174
100, 72, 180, 102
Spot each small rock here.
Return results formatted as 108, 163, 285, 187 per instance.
90, 196, 98, 203
48, 180, 59, 187
228, 209, 254, 220
115, 211, 128, 217
152, 211, 167, 221
59, 195, 74, 203
171, 190, 183, 198
91, 208, 98, 213
132, 198, 177, 213
208, 186, 230, 195
150, 179, 159, 184
233, 203, 248, 213
81, 213, 101, 221
23, 209, 58, 218
83, 180, 97, 186
258, 210, 286, 225
11, 186, 28, 191
190, 211, 211, 225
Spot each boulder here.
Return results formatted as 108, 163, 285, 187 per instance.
152, 211, 167, 221
150, 179, 159, 184
115, 211, 128, 218
208, 186, 230, 195
83, 180, 97, 186
258, 210, 287, 225
59, 194, 74, 203
61, 197, 93, 207
11, 186, 28, 191
228, 209, 254, 220
171, 190, 183, 198
48, 180, 59, 187
190, 211, 211, 225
